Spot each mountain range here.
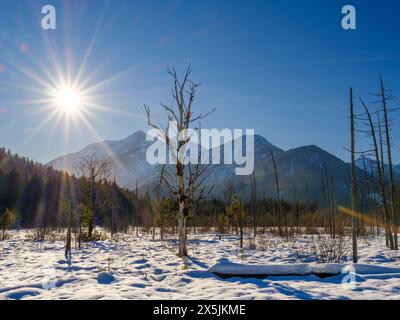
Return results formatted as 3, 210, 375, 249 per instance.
48, 130, 390, 205
355, 156, 400, 177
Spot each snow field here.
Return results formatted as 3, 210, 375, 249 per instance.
1, 231, 400, 300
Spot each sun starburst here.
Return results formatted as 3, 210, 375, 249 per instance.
49, 85, 85, 116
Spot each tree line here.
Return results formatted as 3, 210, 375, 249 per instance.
0, 148, 143, 240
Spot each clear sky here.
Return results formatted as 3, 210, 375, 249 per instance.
0, 0, 400, 164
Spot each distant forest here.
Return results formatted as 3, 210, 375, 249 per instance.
0, 147, 143, 233
0, 145, 321, 226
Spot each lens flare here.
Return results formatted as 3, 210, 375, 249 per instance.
51, 86, 84, 115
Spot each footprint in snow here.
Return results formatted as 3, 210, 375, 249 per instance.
6, 289, 40, 300
97, 272, 116, 284
153, 268, 166, 275
150, 274, 168, 282
130, 258, 148, 264
180, 277, 193, 284
130, 283, 146, 288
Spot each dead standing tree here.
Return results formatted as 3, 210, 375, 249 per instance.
75, 153, 111, 240
111, 172, 118, 238
376, 77, 398, 249
144, 65, 215, 257
361, 153, 374, 235
250, 172, 257, 238
267, 147, 283, 237
349, 87, 358, 263
360, 98, 395, 250
65, 201, 72, 259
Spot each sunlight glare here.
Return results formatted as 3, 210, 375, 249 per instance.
52, 86, 83, 115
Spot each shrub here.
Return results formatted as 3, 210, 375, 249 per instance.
311, 235, 350, 263
1, 208, 17, 240
217, 213, 228, 234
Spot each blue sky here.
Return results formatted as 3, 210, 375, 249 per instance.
0, 0, 400, 164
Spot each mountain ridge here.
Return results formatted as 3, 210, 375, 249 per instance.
47, 130, 364, 204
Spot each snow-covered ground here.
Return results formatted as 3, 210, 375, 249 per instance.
1, 230, 400, 300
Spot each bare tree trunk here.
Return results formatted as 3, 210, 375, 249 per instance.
360, 98, 394, 249
377, 114, 390, 246
178, 202, 188, 256
240, 225, 243, 248
250, 173, 257, 238
321, 170, 328, 232
350, 87, 358, 263
268, 147, 282, 237
379, 77, 398, 250
361, 155, 373, 236
77, 206, 82, 249
331, 175, 336, 238
293, 183, 300, 235
65, 203, 72, 259
368, 156, 380, 236
88, 178, 95, 240
111, 176, 116, 238
136, 208, 139, 237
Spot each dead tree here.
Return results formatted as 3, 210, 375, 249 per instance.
77, 204, 82, 249
368, 158, 380, 236
144, 65, 215, 257
360, 98, 395, 249
135, 180, 139, 236
377, 113, 387, 241
293, 183, 300, 235
331, 175, 336, 238
65, 202, 72, 260
321, 170, 328, 231
377, 77, 398, 249
350, 87, 358, 263
361, 154, 373, 235
111, 173, 118, 238
377, 113, 385, 179
250, 172, 257, 238
268, 147, 282, 236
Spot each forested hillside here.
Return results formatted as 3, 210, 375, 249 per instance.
0, 148, 143, 233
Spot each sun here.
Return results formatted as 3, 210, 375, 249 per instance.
51, 86, 84, 115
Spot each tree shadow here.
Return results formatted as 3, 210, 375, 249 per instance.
271, 282, 315, 299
